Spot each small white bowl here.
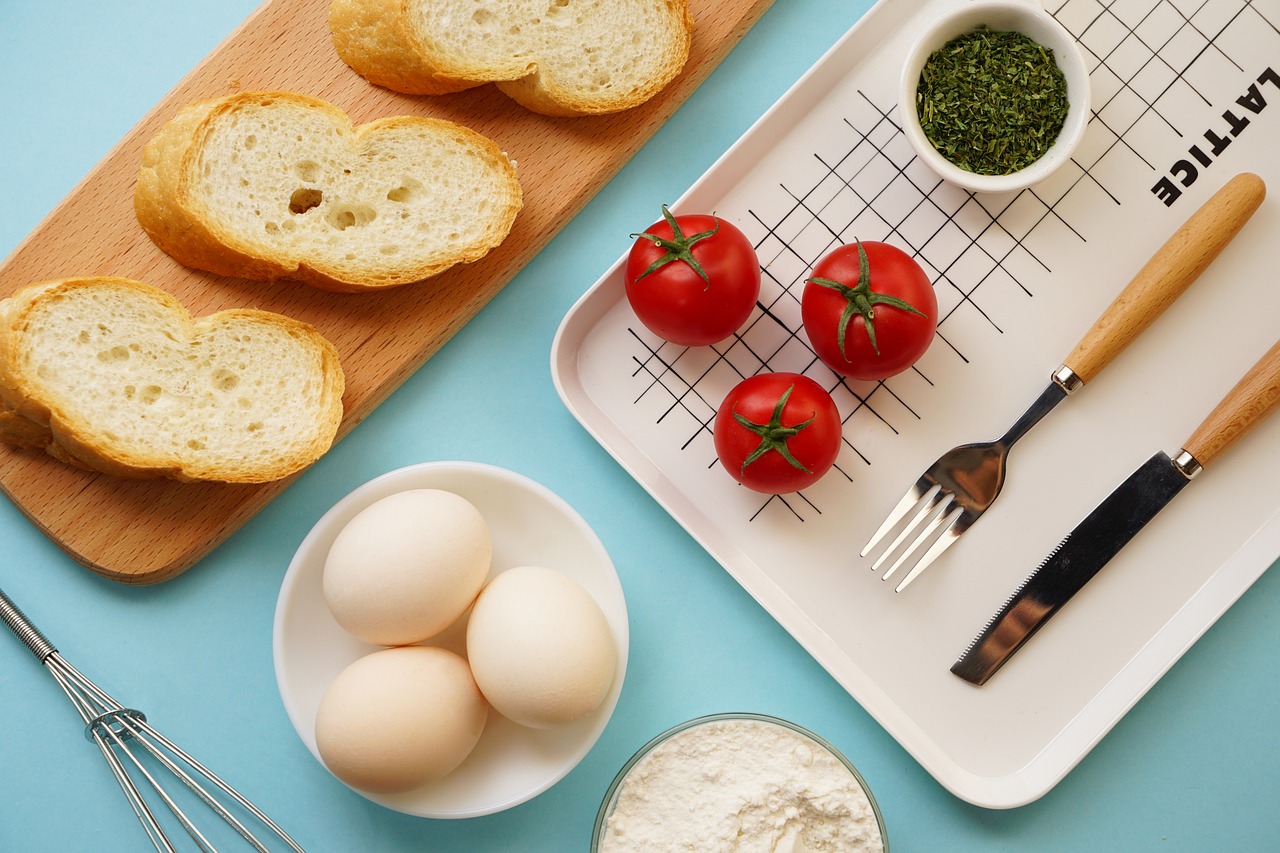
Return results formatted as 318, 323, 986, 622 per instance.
273, 461, 629, 818
899, 0, 1091, 193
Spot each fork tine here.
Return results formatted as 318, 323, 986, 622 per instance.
879, 498, 962, 582
860, 479, 938, 558
890, 505, 968, 592
869, 485, 945, 572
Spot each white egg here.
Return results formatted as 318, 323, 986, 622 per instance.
323, 489, 491, 646
314, 646, 488, 793
466, 566, 616, 729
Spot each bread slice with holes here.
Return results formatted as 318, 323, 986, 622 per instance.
134, 91, 522, 292
328, 0, 694, 116
0, 277, 346, 483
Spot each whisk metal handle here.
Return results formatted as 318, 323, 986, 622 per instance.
2, 584, 307, 851
0, 587, 57, 662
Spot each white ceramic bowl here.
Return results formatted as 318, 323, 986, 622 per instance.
899, 0, 1091, 193
273, 461, 628, 818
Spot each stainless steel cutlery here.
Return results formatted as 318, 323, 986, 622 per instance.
861, 173, 1266, 591
952, 336, 1280, 684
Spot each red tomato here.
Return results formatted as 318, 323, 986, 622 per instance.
713, 372, 842, 494
624, 205, 761, 346
801, 240, 937, 380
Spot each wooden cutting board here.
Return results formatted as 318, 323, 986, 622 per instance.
0, 0, 776, 584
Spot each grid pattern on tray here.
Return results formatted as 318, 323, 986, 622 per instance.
623, 0, 1272, 520
1060, 0, 1274, 180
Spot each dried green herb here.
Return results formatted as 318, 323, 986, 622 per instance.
916, 26, 1070, 176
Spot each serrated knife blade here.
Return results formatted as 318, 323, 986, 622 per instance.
952, 338, 1280, 686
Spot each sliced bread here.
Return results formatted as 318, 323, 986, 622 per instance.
134, 91, 522, 292
0, 277, 346, 483
328, 0, 694, 116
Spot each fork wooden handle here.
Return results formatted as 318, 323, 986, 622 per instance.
1063, 172, 1266, 384
1182, 338, 1280, 469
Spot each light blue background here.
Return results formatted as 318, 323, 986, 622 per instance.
1, 1, 1276, 850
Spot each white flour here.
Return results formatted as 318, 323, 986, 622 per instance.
598, 717, 884, 852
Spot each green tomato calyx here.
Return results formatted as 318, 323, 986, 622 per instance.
632, 204, 720, 289
733, 383, 816, 474
808, 239, 925, 360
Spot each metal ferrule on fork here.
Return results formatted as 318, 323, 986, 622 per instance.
1051, 364, 1084, 395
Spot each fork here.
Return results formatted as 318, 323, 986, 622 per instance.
861, 172, 1266, 592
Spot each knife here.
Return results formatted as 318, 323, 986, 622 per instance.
951, 337, 1280, 686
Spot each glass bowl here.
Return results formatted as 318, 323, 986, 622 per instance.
592, 713, 888, 851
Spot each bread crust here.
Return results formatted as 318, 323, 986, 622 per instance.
0, 277, 346, 483
329, 0, 481, 95
135, 98, 287, 285
134, 91, 522, 292
328, 0, 694, 116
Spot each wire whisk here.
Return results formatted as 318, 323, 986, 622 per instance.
1, 586, 305, 852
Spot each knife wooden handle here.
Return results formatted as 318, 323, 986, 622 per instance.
1064, 172, 1266, 383
1183, 339, 1280, 469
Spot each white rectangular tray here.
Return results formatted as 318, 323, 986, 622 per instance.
552, 0, 1280, 807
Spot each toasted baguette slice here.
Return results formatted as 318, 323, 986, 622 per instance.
0, 278, 345, 483
328, 0, 693, 116
135, 91, 522, 292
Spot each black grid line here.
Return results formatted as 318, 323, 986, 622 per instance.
1056, 0, 1275, 181
617, 0, 1269, 521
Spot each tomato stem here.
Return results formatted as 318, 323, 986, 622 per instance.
807, 239, 925, 360
630, 204, 720, 288
732, 383, 816, 473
